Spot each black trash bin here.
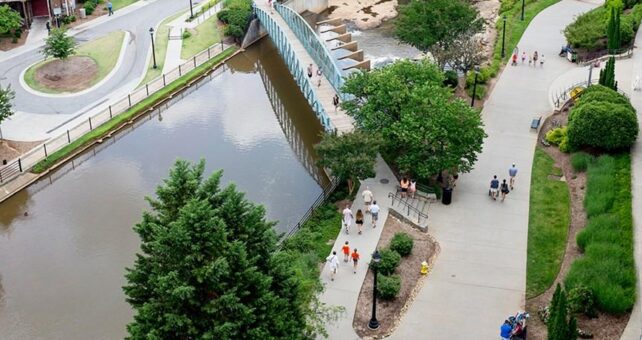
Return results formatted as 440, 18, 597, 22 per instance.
442, 187, 453, 205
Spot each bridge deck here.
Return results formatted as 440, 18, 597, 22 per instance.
255, 2, 354, 134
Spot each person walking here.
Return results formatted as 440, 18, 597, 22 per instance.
107, 0, 114, 16
333, 94, 340, 112
400, 177, 410, 197
540, 54, 546, 67
500, 179, 510, 202
489, 175, 500, 200
342, 241, 350, 262
362, 186, 373, 212
46, 21, 51, 35
351, 248, 360, 273
326, 251, 339, 281
409, 179, 417, 199
500, 319, 512, 340
509, 163, 518, 189
511, 53, 518, 66
342, 204, 353, 234
316, 68, 322, 87
528, 55, 532, 66
532, 51, 539, 66
355, 209, 364, 234
521, 51, 526, 64
370, 201, 380, 228
307, 64, 313, 79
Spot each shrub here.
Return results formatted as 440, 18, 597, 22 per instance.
564, 7, 607, 50
466, 83, 486, 99
371, 248, 401, 275
568, 286, 597, 317
567, 100, 638, 151
376, 274, 401, 300
182, 30, 191, 39
84, 2, 95, 15
570, 152, 593, 172
390, 232, 414, 257
545, 127, 567, 145
217, 8, 230, 23
443, 70, 458, 88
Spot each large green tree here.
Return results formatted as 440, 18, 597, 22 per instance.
0, 85, 15, 129
124, 160, 313, 339
42, 28, 76, 60
342, 60, 486, 179
314, 131, 380, 193
395, 0, 484, 69
0, 5, 22, 36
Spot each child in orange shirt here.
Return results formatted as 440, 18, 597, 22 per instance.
351, 249, 360, 273
342, 241, 350, 262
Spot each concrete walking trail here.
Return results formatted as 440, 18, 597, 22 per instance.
318, 0, 600, 338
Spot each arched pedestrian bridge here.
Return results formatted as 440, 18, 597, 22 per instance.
248, 0, 370, 134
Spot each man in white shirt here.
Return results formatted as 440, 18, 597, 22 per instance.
326, 251, 339, 281
361, 186, 374, 212
342, 205, 353, 234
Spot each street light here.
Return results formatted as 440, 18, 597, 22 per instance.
368, 250, 382, 330
471, 66, 480, 107
149, 27, 157, 69
501, 16, 507, 59
521, 0, 525, 21
189, 0, 194, 19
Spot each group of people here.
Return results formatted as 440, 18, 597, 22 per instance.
306, 63, 323, 87
489, 163, 518, 202
399, 177, 417, 198
500, 311, 529, 340
511, 47, 545, 67
325, 187, 379, 281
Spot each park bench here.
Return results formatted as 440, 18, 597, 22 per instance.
531, 116, 542, 130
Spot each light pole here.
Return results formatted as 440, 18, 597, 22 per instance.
501, 16, 507, 59
189, 0, 194, 19
149, 28, 157, 69
521, 0, 525, 21
471, 66, 480, 107
368, 250, 382, 330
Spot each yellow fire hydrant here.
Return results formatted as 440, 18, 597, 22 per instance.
420, 261, 429, 275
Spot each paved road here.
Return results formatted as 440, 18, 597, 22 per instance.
0, 0, 191, 140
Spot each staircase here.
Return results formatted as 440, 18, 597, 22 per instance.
387, 190, 433, 231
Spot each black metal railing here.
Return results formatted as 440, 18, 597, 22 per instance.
388, 191, 429, 225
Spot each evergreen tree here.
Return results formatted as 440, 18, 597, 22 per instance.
598, 57, 617, 90
123, 160, 312, 339
607, 6, 621, 51
568, 316, 578, 340
548, 283, 577, 340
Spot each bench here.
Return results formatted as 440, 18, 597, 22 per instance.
531, 116, 542, 130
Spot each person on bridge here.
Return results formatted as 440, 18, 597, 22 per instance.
107, 1, 114, 16
316, 68, 322, 87
333, 94, 340, 112
307, 64, 313, 79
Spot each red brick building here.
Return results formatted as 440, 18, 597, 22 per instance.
0, 0, 75, 27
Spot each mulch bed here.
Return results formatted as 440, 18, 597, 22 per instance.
0, 140, 43, 164
34, 56, 98, 92
0, 31, 28, 51
352, 213, 439, 339
525, 105, 630, 339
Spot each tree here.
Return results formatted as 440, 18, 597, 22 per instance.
607, 5, 621, 51
124, 160, 316, 339
395, 0, 484, 69
314, 131, 380, 193
598, 56, 617, 90
0, 85, 15, 129
342, 60, 486, 180
42, 28, 76, 60
0, 5, 22, 36
548, 283, 571, 340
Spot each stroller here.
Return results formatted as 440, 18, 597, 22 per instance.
508, 311, 529, 340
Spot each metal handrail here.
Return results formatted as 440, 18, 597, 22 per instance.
275, 3, 344, 94
576, 46, 633, 66
387, 192, 429, 224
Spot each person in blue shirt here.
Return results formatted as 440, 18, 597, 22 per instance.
107, 1, 114, 16
500, 319, 512, 340
490, 175, 500, 200
509, 163, 518, 189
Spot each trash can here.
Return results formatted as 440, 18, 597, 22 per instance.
442, 187, 453, 205
79, 8, 86, 19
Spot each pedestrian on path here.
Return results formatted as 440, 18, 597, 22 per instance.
512, 53, 518, 66
509, 163, 518, 189
540, 54, 546, 67
307, 64, 313, 79
521, 52, 526, 64
400, 177, 410, 197
351, 248, 360, 273
532, 51, 538, 66
342, 204, 353, 234
268, 0, 274, 14
107, 1, 114, 16
356, 209, 364, 234
528, 55, 532, 66
500, 179, 510, 202
489, 175, 499, 200
500, 319, 512, 340
342, 241, 350, 262
326, 251, 339, 281
333, 94, 340, 112
409, 179, 417, 199
316, 68, 322, 87
370, 201, 380, 228
362, 186, 373, 212
46, 21, 51, 35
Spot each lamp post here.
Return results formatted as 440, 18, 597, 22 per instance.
471, 66, 480, 107
521, 0, 525, 21
501, 16, 507, 58
189, 0, 194, 19
149, 28, 157, 69
368, 250, 382, 330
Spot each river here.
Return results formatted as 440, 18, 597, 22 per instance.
0, 38, 326, 339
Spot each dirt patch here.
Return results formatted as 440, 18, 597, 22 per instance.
352, 213, 439, 338
0, 140, 43, 164
0, 31, 28, 51
34, 56, 99, 92
525, 107, 630, 339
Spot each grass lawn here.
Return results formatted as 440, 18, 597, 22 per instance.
139, 10, 187, 86
23, 30, 125, 94
110, 0, 139, 10
181, 15, 222, 60
526, 148, 570, 298
32, 46, 238, 173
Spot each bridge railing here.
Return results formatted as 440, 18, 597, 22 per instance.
275, 2, 344, 94
254, 4, 335, 132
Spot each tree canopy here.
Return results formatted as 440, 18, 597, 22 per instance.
342, 60, 486, 179
0, 5, 22, 35
124, 160, 314, 339
42, 28, 76, 60
0, 85, 15, 127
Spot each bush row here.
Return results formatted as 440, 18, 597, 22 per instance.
218, 0, 252, 40
564, 3, 642, 51
370, 232, 414, 300
83, 0, 102, 16
564, 154, 636, 314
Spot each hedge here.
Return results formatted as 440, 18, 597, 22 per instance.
377, 274, 401, 300
567, 101, 638, 151
371, 248, 401, 276
389, 233, 414, 257
564, 3, 642, 51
